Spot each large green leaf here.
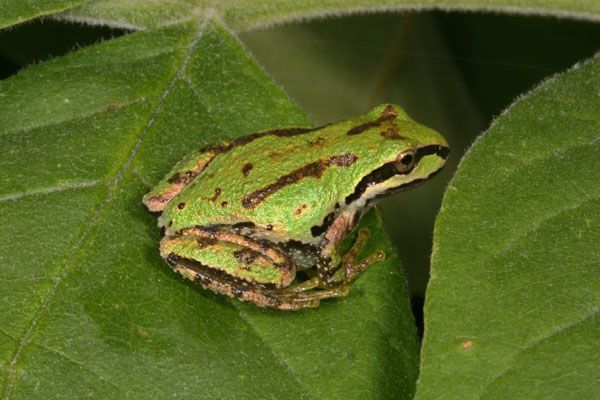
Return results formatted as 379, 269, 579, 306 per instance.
59, 0, 600, 31
416, 55, 600, 399
0, 16, 418, 399
0, 0, 88, 30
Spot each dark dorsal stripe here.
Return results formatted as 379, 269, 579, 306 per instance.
203, 127, 319, 156
346, 105, 398, 136
242, 154, 358, 210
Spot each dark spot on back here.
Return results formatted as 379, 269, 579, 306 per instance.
221, 201, 229, 208
308, 137, 326, 147
347, 106, 398, 136
380, 105, 399, 119
294, 203, 309, 216
167, 170, 195, 185
177, 202, 186, 210
233, 248, 260, 265
380, 126, 404, 140
203, 127, 319, 156
242, 154, 358, 210
242, 163, 253, 177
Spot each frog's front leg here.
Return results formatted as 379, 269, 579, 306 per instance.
318, 228, 386, 288
161, 227, 330, 309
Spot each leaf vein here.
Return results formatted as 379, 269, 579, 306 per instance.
0, 97, 148, 137
30, 341, 122, 392
477, 307, 599, 398
0, 180, 100, 203
1, 19, 209, 400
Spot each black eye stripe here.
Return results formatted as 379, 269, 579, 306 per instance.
344, 145, 449, 205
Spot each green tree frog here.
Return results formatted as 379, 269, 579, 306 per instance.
143, 104, 449, 310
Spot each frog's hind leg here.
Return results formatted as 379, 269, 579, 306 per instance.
165, 252, 322, 310
161, 228, 321, 310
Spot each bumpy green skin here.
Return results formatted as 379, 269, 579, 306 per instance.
144, 104, 449, 309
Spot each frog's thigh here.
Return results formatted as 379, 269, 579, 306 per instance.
161, 234, 295, 287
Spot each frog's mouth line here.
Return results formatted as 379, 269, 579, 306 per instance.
372, 166, 445, 201
345, 144, 449, 205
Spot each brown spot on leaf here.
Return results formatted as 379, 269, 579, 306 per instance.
242, 154, 358, 210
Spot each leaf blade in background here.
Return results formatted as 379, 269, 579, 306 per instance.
58, 0, 600, 31
0, 15, 418, 399
0, 0, 88, 30
416, 54, 600, 399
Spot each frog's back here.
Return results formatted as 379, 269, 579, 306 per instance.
162, 104, 441, 243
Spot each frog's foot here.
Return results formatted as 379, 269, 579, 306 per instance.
162, 229, 344, 310
263, 282, 350, 309
338, 228, 386, 284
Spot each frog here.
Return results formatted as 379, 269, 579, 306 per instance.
143, 104, 449, 310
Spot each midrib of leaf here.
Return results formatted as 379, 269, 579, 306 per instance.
477, 307, 599, 399
1, 18, 208, 400
467, 134, 600, 264
0, 180, 99, 203
0, 59, 166, 137
0, 95, 149, 138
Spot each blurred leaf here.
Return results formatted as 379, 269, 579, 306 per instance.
417, 54, 600, 399
59, 0, 600, 31
0, 0, 87, 29
0, 16, 418, 399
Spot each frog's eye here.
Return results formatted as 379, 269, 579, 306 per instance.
394, 149, 416, 173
